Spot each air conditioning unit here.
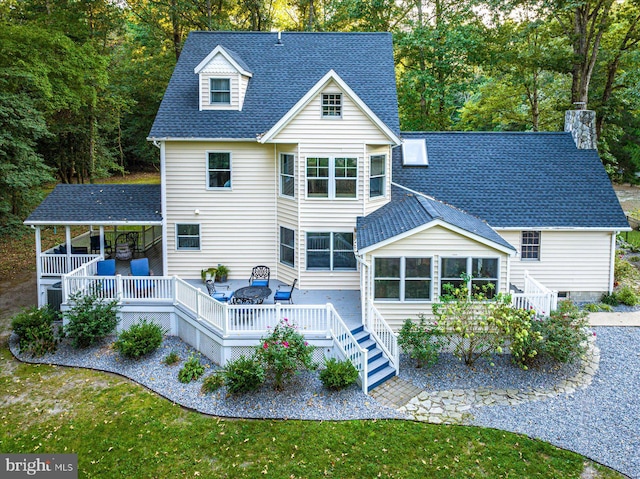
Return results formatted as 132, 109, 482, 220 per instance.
47, 282, 62, 312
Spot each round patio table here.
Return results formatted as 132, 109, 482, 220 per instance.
233, 286, 272, 304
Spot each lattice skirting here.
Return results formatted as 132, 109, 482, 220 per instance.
118, 311, 172, 333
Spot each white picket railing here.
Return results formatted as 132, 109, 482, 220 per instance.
512, 271, 558, 316
366, 300, 399, 373
61, 272, 371, 392
40, 253, 100, 276
327, 304, 369, 392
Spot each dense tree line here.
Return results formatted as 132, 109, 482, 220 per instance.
1, 0, 638, 233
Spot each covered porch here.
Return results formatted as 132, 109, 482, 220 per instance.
23, 184, 163, 308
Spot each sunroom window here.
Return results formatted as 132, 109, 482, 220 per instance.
440, 257, 499, 298
374, 257, 432, 301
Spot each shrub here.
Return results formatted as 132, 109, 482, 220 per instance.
178, 355, 205, 383
536, 301, 590, 364
113, 319, 165, 359
433, 278, 506, 366
223, 355, 265, 394
600, 292, 620, 306
163, 351, 180, 366
627, 255, 640, 262
201, 372, 225, 393
398, 316, 444, 368
582, 302, 614, 312
615, 285, 639, 306
319, 358, 359, 390
11, 306, 59, 357
64, 293, 120, 348
256, 318, 317, 390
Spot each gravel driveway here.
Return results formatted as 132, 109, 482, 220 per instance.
470, 327, 640, 479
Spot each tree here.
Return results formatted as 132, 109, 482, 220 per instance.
395, 0, 485, 130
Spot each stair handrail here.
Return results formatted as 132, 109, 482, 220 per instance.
326, 303, 369, 393
366, 300, 399, 373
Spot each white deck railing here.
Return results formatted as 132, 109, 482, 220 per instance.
327, 304, 369, 392
366, 300, 399, 373
62, 271, 370, 391
40, 253, 100, 276
511, 271, 558, 317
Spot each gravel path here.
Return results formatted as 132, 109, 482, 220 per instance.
470, 327, 640, 479
9, 334, 405, 421
9, 327, 640, 478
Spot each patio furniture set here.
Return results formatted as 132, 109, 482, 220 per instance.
205, 265, 297, 305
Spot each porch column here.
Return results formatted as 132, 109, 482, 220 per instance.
65, 226, 72, 274
35, 226, 43, 307
99, 225, 105, 258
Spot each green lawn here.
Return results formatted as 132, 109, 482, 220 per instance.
0, 343, 622, 478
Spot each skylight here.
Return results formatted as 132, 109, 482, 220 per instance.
402, 139, 428, 166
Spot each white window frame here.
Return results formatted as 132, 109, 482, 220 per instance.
279, 153, 295, 198
206, 151, 232, 189
306, 232, 356, 271
374, 256, 433, 302
321, 93, 342, 118
280, 226, 295, 267
521, 231, 541, 261
210, 78, 231, 104
369, 154, 386, 198
306, 156, 357, 199
440, 257, 500, 298
176, 223, 201, 251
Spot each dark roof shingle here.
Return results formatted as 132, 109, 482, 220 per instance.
393, 132, 629, 229
24, 184, 162, 225
149, 31, 400, 139
357, 186, 515, 251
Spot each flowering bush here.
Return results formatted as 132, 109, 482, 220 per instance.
490, 303, 541, 369
398, 315, 444, 368
433, 278, 507, 366
256, 318, 317, 390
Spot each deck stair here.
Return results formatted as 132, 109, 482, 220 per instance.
351, 325, 397, 392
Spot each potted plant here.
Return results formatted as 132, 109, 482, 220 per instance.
215, 265, 229, 282
201, 267, 217, 283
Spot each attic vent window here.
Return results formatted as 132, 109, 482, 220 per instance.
210, 78, 230, 104
322, 94, 342, 118
402, 139, 428, 166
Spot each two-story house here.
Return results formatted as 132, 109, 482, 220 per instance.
25, 31, 628, 391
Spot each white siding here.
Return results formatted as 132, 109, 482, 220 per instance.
366, 225, 510, 330
198, 55, 250, 111
164, 141, 277, 280
274, 81, 392, 144
500, 230, 614, 298
276, 145, 299, 285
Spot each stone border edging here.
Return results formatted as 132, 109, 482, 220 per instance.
399, 334, 600, 424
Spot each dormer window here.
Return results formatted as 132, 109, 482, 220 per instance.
210, 78, 230, 104
322, 93, 342, 118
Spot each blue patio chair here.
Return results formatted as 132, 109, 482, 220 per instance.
206, 280, 234, 303
130, 258, 151, 276
249, 265, 270, 287
97, 259, 116, 276
130, 258, 153, 297
274, 279, 297, 304
96, 259, 116, 296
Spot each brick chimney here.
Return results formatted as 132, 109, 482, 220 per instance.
564, 102, 597, 149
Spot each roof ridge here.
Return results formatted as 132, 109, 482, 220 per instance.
416, 195, 442, 220
400, 131, 569, 136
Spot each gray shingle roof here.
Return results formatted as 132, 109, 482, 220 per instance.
393, 132, 629, 229
149, 31, 400, 139
24, 185, 162, 225
357, 186, 515, 251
